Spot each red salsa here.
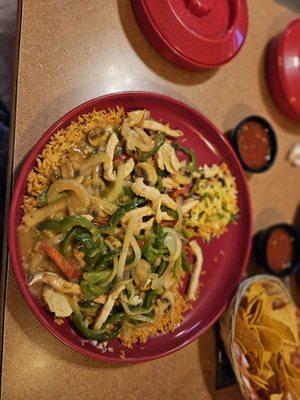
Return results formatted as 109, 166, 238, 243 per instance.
266, 227, 295, 272
237, 121, 271, 170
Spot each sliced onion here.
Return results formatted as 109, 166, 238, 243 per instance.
89, 195, 118, 215
104, 163, 125, 202
79, 152, 108, 175
161, 290, 175, 311
125, 236, 141, 270
135, 162, 158, 186
47, 179, 90, 209
121, 301, 153, 316
163, 227, 182, 262
115, 279, 132, 287
99, 254, 119, 287
23, 196, 68, 228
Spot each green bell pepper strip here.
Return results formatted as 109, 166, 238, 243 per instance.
83, 269, 112, 285
153, 222, 165, 250
61, 227, 101, 258
38, 191, 48, 207
109, 198, 146, 227
161, 206, 178, 220
143, 290, 156, 309
182, 251, 192, 272
123, 186, 134, 197
61, 227, 78, 257
78, 300, 99, 309
80, 281, 110, 299
173, 143, 197, 171
139, 131, 166, 162
142, 232, 168, 264
174, 255, 183, 280
153, 287, 164, 295
156, 175, 163, 192
158, 260, 167, 277
60, 216, 99, 237
75, 230, 101, 258
38, 215, 102, 239
125, 253, 135, 265
38, 219, 62, 233
71, 313, 122, 340
93, 249, 121, 270
103, 312, 125, 327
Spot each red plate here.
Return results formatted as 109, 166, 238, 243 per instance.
8, 92, 252, 363
131, 0, 248, 70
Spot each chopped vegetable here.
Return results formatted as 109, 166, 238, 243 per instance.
71, 313, 122, 340
110, 198, 146, 227
173, 143, 197, 171
139, 131, 165, 162
40, 241, 82, 282
83, 270, 113, 285
80, 281, 110, 299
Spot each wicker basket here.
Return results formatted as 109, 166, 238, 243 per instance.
220, 274, 292, 400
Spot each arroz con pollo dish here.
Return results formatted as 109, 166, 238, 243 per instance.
18, 108, 239, 349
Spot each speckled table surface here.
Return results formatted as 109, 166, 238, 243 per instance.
1, 1, 299, 399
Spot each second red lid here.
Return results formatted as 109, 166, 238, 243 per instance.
131, 0, 248, 70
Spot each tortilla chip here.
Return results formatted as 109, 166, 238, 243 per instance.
259, 315, 296, 344
285, 360, 300, 380
270, 303, 298, 343
260, 367, 274, 381
260, 294, 287, 315
261, 351, 272, 366
246, 283, 266, 301
257, 326, 282, 353
235, 313, 264, 354
249, 300, 263, 325
270, 394, 283, 400
248, 373, 269, 390
289, 376, 300, 396
279, 358, 299, 399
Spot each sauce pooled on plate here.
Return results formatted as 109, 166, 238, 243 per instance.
266, 227, 294, 272
237, 121, 271, 170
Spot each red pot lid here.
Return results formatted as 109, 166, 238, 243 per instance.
277, 19, 300, 120
131, 0, 248, 70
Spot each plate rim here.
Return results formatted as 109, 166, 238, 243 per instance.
8, 91, 252, 363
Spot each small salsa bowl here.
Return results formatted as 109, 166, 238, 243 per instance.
228, 115, 278, 174
254, 223, 300, 277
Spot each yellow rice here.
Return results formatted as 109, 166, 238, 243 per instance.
184, 163, 239, 242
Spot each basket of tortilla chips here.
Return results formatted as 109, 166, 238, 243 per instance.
220, 275, 300, 400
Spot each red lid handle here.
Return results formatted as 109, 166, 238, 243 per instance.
186, 0, 216, 17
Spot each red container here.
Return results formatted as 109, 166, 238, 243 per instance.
131, 0, 248, 70
266, 19, 300, 123
8, 92, 252, 363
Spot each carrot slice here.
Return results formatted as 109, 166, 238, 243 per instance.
40, 241, 82, 282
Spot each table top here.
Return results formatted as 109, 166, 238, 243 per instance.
1, 1, 300, 399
